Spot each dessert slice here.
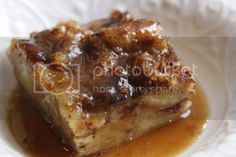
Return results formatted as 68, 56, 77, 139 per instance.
9, 10, 195, 156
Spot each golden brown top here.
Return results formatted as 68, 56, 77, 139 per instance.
12, 10, 195, 109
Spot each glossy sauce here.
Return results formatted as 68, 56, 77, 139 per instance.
8, 86, 209, 157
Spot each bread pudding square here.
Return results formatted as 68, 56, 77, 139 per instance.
9, 10, 195, 156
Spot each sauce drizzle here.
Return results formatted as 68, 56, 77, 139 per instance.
8, 85, 209, 157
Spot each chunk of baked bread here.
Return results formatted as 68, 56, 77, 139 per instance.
8, 10, 195, 156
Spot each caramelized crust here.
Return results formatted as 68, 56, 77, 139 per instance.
12, 10, 194, 108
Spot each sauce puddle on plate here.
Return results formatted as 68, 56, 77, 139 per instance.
8, 86, 209, 157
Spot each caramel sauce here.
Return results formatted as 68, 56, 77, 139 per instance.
8, 86, 209, 157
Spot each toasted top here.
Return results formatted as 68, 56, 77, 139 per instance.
12, 10, 195, 109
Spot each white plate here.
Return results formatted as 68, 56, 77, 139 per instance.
1, 0, 236, 157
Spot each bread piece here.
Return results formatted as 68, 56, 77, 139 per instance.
9, 10, 195, 156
